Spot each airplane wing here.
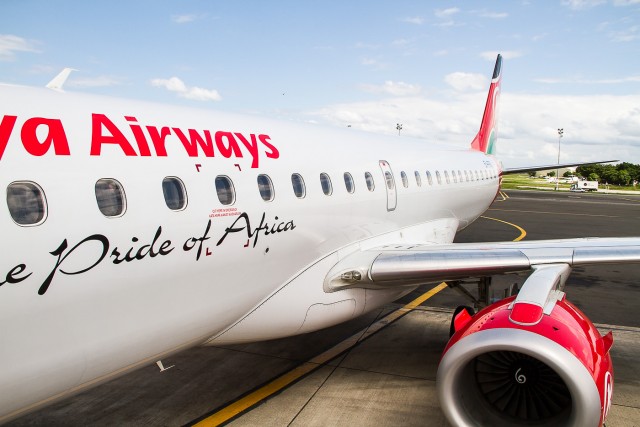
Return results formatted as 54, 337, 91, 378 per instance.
502, 160, 618, 175
324, 237, 640, 426
324, 237, 640, 292
314, 52, 632, 426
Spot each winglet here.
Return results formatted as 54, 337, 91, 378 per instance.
471, 54, 502, 154
46, 68, 77, 91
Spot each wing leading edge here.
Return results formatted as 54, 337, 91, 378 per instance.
324, 237, 640, 292
502, 160, 618, 175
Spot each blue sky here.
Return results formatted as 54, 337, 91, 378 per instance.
2, 0, 640, 167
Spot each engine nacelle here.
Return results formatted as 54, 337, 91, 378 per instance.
437, 296, 613, 427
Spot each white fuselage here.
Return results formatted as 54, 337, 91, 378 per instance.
0, 84, 499, 421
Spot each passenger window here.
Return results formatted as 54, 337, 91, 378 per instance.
384, 171, 395, 190
344, 172, 355, 194
215, 176, 235, 205
436, 171, 442, 185
415, 171, 422, 187
6, 181, 47, 226
291, 173, 306, 198
426, 170, 433, 185
401, 171, 408, 188
95, 179, 126, 217
365, 172, 375, 191
320, 173, 333, 195
451, 170, 457, 183
458, 170, 463, 183
162, 177, 187, 210
257, 174, 274, 201
444, 171, 450, 184
475, 171, 480, 181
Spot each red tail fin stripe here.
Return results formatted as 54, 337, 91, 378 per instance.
471, 54, 502, 154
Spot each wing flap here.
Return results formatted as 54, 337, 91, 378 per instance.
324, 237, 640, 292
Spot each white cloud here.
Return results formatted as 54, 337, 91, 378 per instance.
171, 14, 199, 24
435, 8, 460, 18
532, 33, 548, 42
479, 11, 508, 19
151, 77, 222, 101
391, 38, 411, 47
355, 41, 382, 50
0, 34, 39, 61
562, 0, 606, 9
444, 72, 487, 92
306, 91, 640, 167
360, 57, 387, 69
609, 25, 639, 42
28, 64, 57, 75
68, 75, 123, 87
360, 81, 422, 96
402, 16, 425, 25
534, 75, 640, 84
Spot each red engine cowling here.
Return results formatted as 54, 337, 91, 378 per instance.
437, 296, 613, 427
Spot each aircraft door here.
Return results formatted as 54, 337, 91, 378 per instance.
379, 160, 397, 211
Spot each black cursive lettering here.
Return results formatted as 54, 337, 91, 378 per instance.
0, 263, 32, 286
39, 235, 110, 295
183, 220, 212, 260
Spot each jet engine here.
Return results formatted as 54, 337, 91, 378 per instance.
437, 266, 614, 427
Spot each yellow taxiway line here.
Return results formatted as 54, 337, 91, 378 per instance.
193, 216, 527, 426
192, 282, 448, 426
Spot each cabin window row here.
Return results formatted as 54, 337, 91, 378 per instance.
5, 167, 497, 226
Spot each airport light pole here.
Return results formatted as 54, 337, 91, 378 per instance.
556, 128, 563, 191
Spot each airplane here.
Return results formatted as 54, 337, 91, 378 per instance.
1, 54, 639, 427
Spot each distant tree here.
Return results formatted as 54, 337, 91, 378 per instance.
618, 170, 632, 186
563, 170, 572, 177
576, 164, 603, 179
528, 171, 537, 177
577, 162, 640, 186
548, 171, 556, 177
601, 165, 619, 185
617, 162, 640, 183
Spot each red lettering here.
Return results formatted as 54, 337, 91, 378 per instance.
260, 134, 279, 159
125, 116, 151, 156
234, 133, 259, 168
146, 125, 172, 156
20, 117, 70, 157
216, 131, 242, 158
91, 114, 137, 156
0, 115, 18, 160
172, 128, 215, 157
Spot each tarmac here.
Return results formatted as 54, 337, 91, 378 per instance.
7, 189, 640, 426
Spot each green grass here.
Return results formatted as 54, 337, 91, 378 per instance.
501, 175, 640, 192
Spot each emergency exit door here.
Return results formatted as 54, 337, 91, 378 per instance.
379, 160, 397, 211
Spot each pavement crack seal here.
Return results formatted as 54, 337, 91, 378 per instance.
187, 283, 448, 427
285, 309, 388, 427
189, 217, 528, 426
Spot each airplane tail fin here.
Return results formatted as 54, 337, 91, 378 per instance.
470, 54, 502, 155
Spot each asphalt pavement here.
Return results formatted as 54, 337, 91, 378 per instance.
7, 189, 640, 426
